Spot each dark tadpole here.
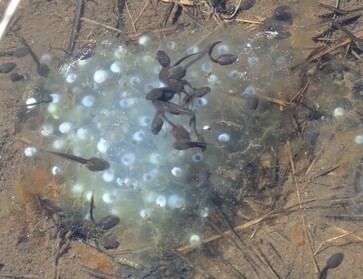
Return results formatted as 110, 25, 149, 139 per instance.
273, 5, 293, 25
14, 32, 50, 77
47, 150, 110, 171
319, 252, 344, 279
151, 112, 164, 135
163, 115, 190, 141
0, 62, 16, 73
173, 138, 206, 152
90, 194, 120, 230
208, 41, 237, 65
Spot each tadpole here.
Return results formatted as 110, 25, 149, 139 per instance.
319, 252, 344, 279
208, 41, 237, 65
46, 150, 110, 171
14, 32, 50, 77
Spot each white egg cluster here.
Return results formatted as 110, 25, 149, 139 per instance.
23, 26, 301, 246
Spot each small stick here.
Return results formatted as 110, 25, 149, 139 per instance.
134, 0, 149, 24
66, 0, 85, 58
176, 195, 361, 254
171, 0, 206, 31
293, 30, 363, 69
287, 140, 319, 274
125, 2, 137, 33
80, 17, 123, 33
314, 227, 363, 256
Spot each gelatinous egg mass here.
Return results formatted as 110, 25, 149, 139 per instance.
22, 26, 302, 248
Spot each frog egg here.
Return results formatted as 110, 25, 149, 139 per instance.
333, 107, 345, 118
59, 122, 72, 134
41, 124, 54, 136
207, 74, 218, 83
200, 207, 209, 218
138, 35, 151, 46
139, 116, 151, 127
129, 76, 141, 86
133, 131, 145, 142
196, 97, 208, 107
218, 133, 230, 142
187, 45, 199, 54
119, 98, 136, 108
24, 147, 37, 157
110, 62, 122, 73
40, 53, 52, 63
217, 44, 229, 53
97, 138, 109, 153
47, 103, 58, 116
25, 97, 37, 109
229, 70, 240, 79
171, 167, 183, 177
143, 83, 154, 93
66, 73, 77, 83
113, 46, 127, 59
189, 234, 201, 247
143, 170, 158, 182
103, 169, 115, 182
192, 153, 203, 162
167, 41, 176, 50
167, 194, 184, 208
50, 93, 60, 103
355, 135, 363, 144
117, 177, 131, 187
76, 127, 89, 140
84, 191, 93, 201
71, 183, 84, 194
81, 95, 95, 107
248, 56, 259, 65
244, 86, 256, 96
121, 153, 136, 166
77, 59, 89, 67
51, 166, 62, 176
52, 138, 66, 149
156, 195, 167, 207
149, 153, 162, 165
102, 192, 114, 204
94, 70, 108, 83
140, 209, 151, 218
201, 62, 212, 72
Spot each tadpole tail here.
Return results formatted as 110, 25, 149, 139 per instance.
173, 52, 200, 66
208, 41, 222, 63
47, 150, 89, 164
